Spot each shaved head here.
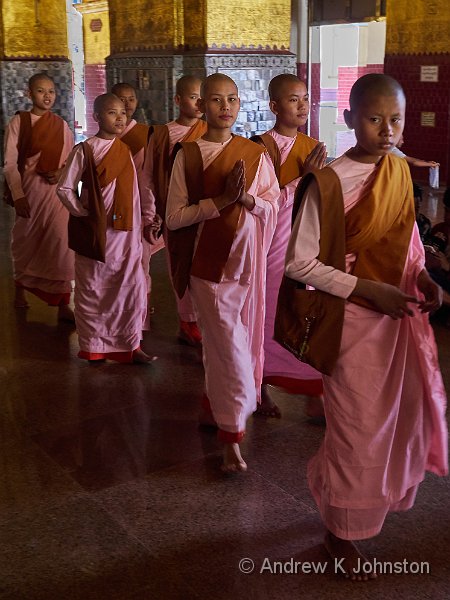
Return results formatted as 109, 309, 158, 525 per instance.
349, 74, 405, 112
28, 72, 54, 89
176, 75, 202, 96
201, 73, 238, 98
268, 74, 304, 101
93, 93, 122, 114
111, 82, 136, 95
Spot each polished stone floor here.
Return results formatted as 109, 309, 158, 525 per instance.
0, 189, 449, 600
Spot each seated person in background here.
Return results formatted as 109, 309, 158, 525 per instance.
391, 134, 439, 169
425, 188, 450, 293
413, 182, 432, 242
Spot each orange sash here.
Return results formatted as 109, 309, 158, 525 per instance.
279, 133, 318, 187
346, 153, 415, 309
189, 136, 264, 282
27, 111, 65, 174
181, 118, 207, 143
120, 122, 149, 157
168, 136, 264, 296
96, 138, 135, 231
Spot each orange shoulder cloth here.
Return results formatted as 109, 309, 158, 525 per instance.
279, 133, 318, 187
252, 132, 318, 187
120, 122, 149, 157
26, 111, 65, 174
96, 138, 135, 231
181, 119, 208, 142
347, 153, 415, 309
190, 135, 264, 283
167, 136, 264, 297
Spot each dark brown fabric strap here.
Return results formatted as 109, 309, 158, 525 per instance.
166, 141, 203, 299
67, 142, 107, 262
251, 133, 281, 181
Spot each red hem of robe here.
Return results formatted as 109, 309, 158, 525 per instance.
217, 429, 246, 444
78, 348, 140, 363
15, 282, 70, 306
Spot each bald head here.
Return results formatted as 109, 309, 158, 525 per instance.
93, 93, 122, 114
176, 75, 202, 96
28, 73, 54, 89
349, 74, 405, 112
268, 74, 304, 101
201, 73, 238, 98
111, 82, 136, 96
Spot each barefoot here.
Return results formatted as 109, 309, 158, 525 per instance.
221, 443, 247, 474
324, 531, 377, 582
305, 395, 326, 425
57, 304, 75, 323
254, 384, 281, 418
14, 288, 29, 308
132, 348, 158, 364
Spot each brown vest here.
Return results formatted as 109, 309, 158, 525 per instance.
251, 132, 318, 187
346, 153, 415, 310
149, 119, 208, 219
167, 135, 265, 298
68, 142, 107, 262
27, 110, 65, 175
67, 138, 135, 262
274, 167, 346, 375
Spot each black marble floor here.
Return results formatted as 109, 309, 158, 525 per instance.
0, 190, 449, 600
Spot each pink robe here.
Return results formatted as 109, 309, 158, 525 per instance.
57, 136, 148, 355
166, 137, 279, 434
4, 112, 74, 301
263, 130, 322, 395
119, 119, 154, 296
139, 121, 203, 322
285, 154, 448, 540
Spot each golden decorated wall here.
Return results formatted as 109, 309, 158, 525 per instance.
204, 0, 291, 49
1, 0, 68, 58
108, 0, 291, 53
386, 0, 450, 54
108, 0, 178, 52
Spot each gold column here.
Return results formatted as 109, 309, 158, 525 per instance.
76, 0, 110, 65
1, 0, 68, 58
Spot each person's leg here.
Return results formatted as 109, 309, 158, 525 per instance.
191, 276, 254, 471
14, 283, 29, 308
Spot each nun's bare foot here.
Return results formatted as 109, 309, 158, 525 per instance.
132, 348, 158, 363
221, 443, 247, 474
324, 531, 377, 582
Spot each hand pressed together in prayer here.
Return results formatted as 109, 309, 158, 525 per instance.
214, 159, 254, 211
14, 196, 31, 218
303, 142, 327, 174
